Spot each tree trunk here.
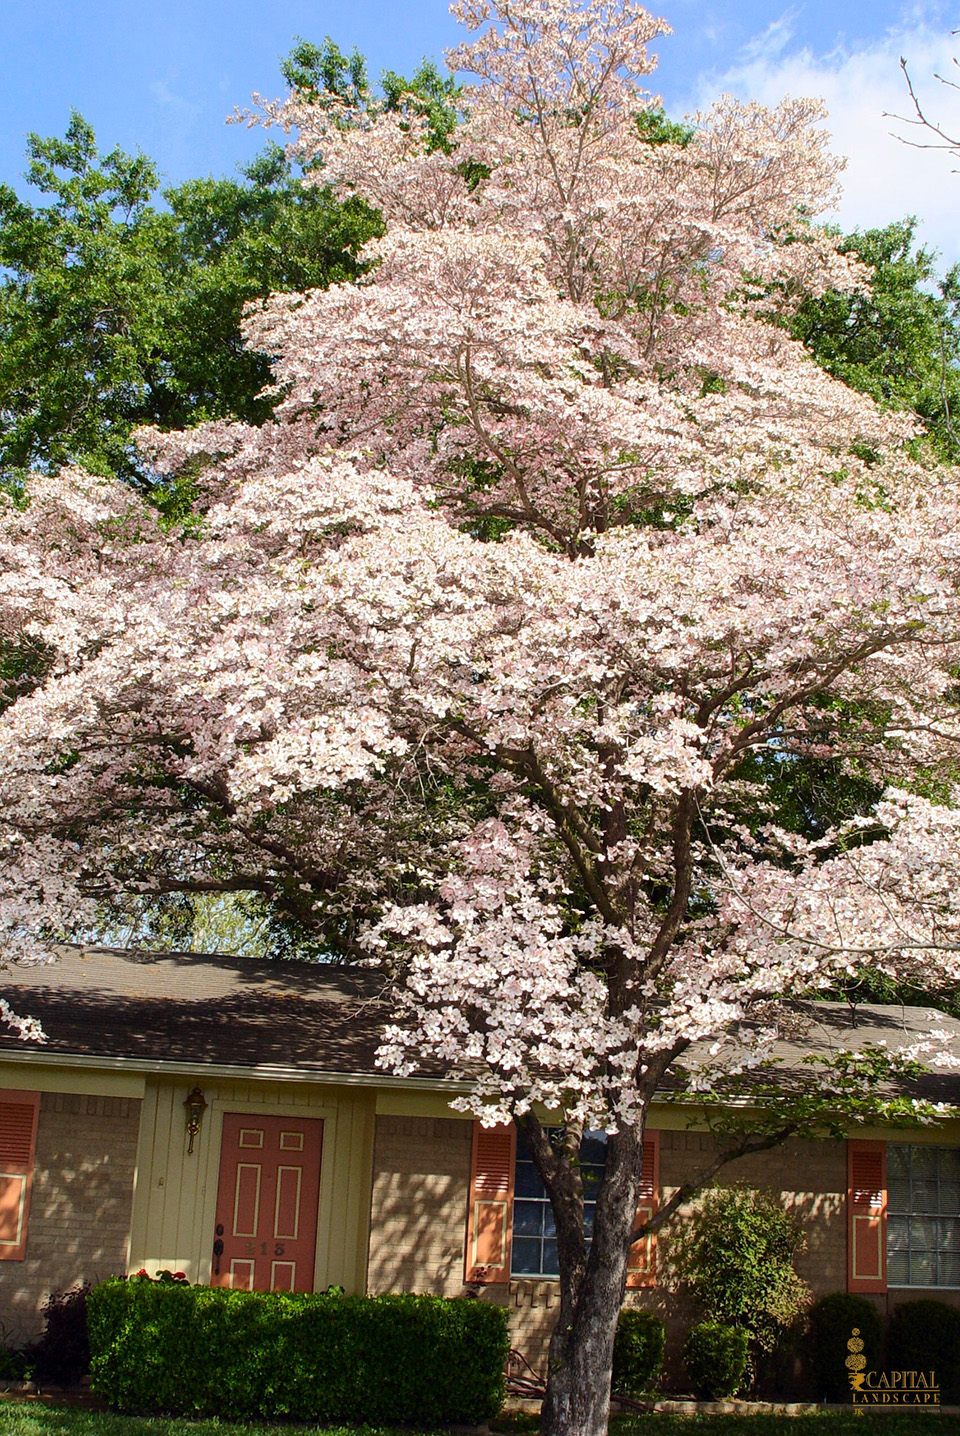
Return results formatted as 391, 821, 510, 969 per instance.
539, 1126, 643, 1436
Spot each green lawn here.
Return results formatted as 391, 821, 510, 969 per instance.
609, 1420, 953, 1436
0, 1407, 954, 1436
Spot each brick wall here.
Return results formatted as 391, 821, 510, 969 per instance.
366, 1115, 473, 1297
365, 1117, 960, 1393
365, 1118, 855, 1378
0, 1092, 141, 1343
498, 1131, 851, 1380
659, 1129, 848, 1296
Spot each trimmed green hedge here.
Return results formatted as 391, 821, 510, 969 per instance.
806, 1292, 883, 1402
87, 1279, 509, 1423
612, 1308, 665, 1396
887, 1299, 960, 1404
683, 1320, 749, 1400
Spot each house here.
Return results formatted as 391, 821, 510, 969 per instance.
0, 945, 958, 1374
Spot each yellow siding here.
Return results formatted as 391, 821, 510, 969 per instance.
375, 1090, 472, 1120
372, 1088, 960, 1149
0, 1061, 144, 1098
129, 1076, 376, 1292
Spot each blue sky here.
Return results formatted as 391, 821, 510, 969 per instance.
3, 1, 959, 261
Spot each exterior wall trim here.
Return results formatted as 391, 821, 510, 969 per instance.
0, 1048, 474, 1093
1, 1052, 958, 1142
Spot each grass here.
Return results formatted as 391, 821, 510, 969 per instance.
0, 1408, 954, 1436
609, 1420, 953, 1436
0, 1411, 449, 1436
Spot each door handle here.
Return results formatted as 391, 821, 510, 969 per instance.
213, 1227, 224, 1274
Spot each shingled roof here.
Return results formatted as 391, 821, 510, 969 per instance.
0, 946, 403, 1077
0, 946, 958, 1102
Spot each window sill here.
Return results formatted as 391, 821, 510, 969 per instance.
887, 1283, 960, 1291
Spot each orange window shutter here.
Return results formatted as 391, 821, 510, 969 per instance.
0, 1090, 40, 1263
847, 1139, 887, 1294
465, 1121, 515, 1283
626, 1130, 660, 1289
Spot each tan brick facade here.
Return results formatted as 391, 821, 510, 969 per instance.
485, 1129, 853, 1378
366, 1114, 473, 1297
0, 1092, 141, 1343
364, 1115, 860, 1379
660, 1129, 848, 1296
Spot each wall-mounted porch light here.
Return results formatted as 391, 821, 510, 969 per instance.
183, 1086, 208, 1155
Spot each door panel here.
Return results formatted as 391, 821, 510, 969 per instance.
213, 1112, 322, 1292
233, 1165, 261, 1237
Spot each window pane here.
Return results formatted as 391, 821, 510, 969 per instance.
940, 1149, 960, 1182
580, 1133, 607, 1166
911, 1216, 939, 1251
541, 1239, 559, 1276
887, 1215, 909, 1252
940, 1218, 960, 1253
513, 1201, 544, 1237
914, 1182, 939, 1215
543, 1206, 556, 1237
939, 1181, 960, 1215
511, 1238, 543, 1275
515, 1163, 545, 1199
940, 1252, 960, 1287
581, 1167, 604, 1201
888, 1145, 910, 1180
888, 1179, 910, 1213
913, 1147, 937, 1180
888, 1250, 909, 1285
911, 1250, 936, 1285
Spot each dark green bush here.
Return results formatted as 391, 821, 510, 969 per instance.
0, 1348, 29, 1381
887, 1299, 960, 1404
612, 1308, 665, 1396
806, 1291, 883, 1401
683, 1319, 749, 1399
87, 1278, 509, 1422
30, 1281, 91, 1385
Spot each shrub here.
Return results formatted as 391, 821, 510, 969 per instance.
87, 1278, 509, 1422
0, 1348, 29, 1381
671, 1185, 811, 1353
30, 1282, 91, 1385
887, 1299, 960, 1404
612, 1308, 665, 1396
683, 1319, 749, 1399
806, 1292, 883, 1401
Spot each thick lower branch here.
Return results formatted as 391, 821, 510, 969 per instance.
631, 1123, 799, 1242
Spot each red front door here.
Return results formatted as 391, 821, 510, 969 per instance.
212, 1112, 323, 1292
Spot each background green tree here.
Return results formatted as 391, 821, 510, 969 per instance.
0, 108, 381, 499
790, 218, 960, 462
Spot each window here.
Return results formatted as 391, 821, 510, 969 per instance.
887, 1144, 960, 1288
510, 1130, 606, 1278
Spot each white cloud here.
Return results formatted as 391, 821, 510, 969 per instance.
740, 9, 801, 65
148, 80, 199, 127
695, 18, 960, 267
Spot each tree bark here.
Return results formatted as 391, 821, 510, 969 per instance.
539, 1124, 644, 1436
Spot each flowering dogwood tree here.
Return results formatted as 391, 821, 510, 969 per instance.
5, 2, 960, 1429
